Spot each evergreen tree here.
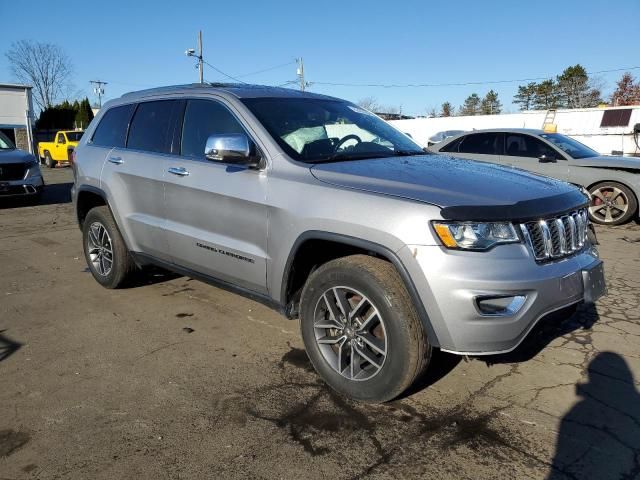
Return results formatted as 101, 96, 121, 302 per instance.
460, 93, 481, 116
481, 90, 502, 114
513, 82, 537, 110
440, 102, 454, 117
533, 80, 559, 110
75, 98, 94, 129
556, 64, 602, 108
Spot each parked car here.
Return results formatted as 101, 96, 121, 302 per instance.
72, 85, 605, 402
38, 130, 84, 168
426, 130, 465, 147
0, 131, 44, 201
429, 128, 640, 225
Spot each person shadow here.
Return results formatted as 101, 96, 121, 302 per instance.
547, 351, 640, 479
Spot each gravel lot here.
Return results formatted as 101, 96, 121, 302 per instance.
1, 167, 639, 479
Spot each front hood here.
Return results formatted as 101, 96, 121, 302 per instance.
311, 154, 588, 221
0, 149, 35, 164
570, 155, 640, 171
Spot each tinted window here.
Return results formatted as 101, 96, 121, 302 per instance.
439, 137, 463, 152
127, 100, 177, 153
181, 99, 245, 158
540, 133, 597, 159
458, 133, 500, 155
505, 134, 557, 158
66, 131, 84, 142
92, 104, 134, 148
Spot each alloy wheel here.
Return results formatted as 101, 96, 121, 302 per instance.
313, 286, 387, 381
589, 186, 629, 224
87, 222, 114, 276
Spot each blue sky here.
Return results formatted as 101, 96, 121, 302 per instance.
1, 0, 638, 115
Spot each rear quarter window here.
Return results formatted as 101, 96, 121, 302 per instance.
91, 104, 135, 148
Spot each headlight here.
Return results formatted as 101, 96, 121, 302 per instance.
432, 221, 520, 250
24, 160, 41, 178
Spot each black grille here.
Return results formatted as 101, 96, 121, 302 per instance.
0, 163, 27, 181
521, 209, 588, 262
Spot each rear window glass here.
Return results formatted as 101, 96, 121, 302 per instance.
91, 104, 134, 148
127, 100, 177, 153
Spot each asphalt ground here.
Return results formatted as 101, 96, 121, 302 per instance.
1, 167, 639, 479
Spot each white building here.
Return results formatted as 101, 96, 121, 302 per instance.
391, 106, 640, 157
0, 83, 35, 153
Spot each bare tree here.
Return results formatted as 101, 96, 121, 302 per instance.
357, 96, 381, 112
5, 40, 74, 112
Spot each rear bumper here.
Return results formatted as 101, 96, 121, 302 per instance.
0, 175, 44, 197
400, 242, 605, 355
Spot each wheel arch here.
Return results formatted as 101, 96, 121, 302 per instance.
281, 230, 440, 347
76, 185, 109, 228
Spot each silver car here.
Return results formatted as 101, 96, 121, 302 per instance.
0, 131, 44, 201
71, 85, 605, 402
429, 128, 640, 225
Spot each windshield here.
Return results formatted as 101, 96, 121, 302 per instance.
540, 133, 598, 159
241, 97, 424, 163
65, 131, 84, 142
0, 131, 15, 149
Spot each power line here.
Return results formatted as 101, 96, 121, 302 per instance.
202, 59, 247, 84
237, 60, 296, 78
312, 66, 640, 89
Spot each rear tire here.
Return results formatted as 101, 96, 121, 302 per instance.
588, 181, 637, 225
44, 152, 57, 169
299, 254, 431, 403
83, 206, 135, 288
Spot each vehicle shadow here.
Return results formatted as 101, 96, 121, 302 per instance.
400, 349, 463, 399
546, 352, 640, 479
482, 302, 599, 365
0, 330, 22, 362
0, 182, 72, 209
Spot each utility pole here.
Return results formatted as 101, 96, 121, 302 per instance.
90, 80, 107, 109
197, 30, 204, 84
186, 30, 204, 84
296, 57, 306, 92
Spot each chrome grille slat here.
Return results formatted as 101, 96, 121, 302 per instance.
521, 208, 589, 263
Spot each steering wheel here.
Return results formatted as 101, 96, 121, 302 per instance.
334, 134, 362, 152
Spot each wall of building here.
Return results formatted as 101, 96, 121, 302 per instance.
0, 84, 34, 153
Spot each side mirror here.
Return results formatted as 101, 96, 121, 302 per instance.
538, 153, 557, 163
204, 133, 257, 166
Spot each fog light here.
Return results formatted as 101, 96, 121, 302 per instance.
476, 295, 526, 316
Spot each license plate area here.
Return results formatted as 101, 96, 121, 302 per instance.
582, 261, 606, 303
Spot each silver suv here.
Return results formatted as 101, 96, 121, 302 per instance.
72, 84, 606, 402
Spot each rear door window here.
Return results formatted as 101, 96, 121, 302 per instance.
127, 100, 178, 154
505, 134, 557, 158
180, 99, 245, 158
91, 104, 135, 148
458, 133, 501, 155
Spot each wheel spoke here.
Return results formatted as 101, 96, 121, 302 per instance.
322, 293, 343, 325
591, 189, 607, 202
610, 203, 628, 214
356, 310, 379, 333
357, 332, 386, 355
332, 287, 352, 321
349, 343, 359, 379
605, 207, 614, 223
354, 344, 383, 370
317, 334, 347, 345
348, 296, 369, 321
610, 187, 624, 202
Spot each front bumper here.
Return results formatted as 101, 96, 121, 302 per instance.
401, 242, 605, 355
0, 175, 44, 197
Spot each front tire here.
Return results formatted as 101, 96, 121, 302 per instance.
44, 152, 57, 169
588, 181, 637, 225
82, 206, 135, 288
299, 255, 431, 403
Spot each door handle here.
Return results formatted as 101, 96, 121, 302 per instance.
108, 156, 123, 165
168, 166, 190, 177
